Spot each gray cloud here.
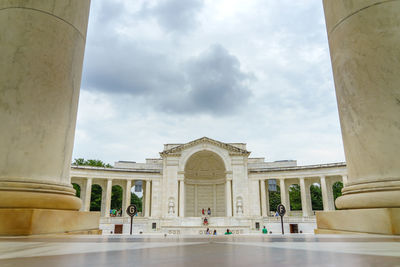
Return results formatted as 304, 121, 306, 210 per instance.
82, 42, 252, 115
176, 44, 253, 114
140, 0, 205, 33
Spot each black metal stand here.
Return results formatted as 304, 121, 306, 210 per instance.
280, 215, 284, 235
130, 216, 133, 235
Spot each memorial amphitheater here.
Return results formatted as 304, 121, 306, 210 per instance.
71, 137, 347, 235
1, 0, 400, 266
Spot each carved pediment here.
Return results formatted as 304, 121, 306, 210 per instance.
159, 137, 250, 157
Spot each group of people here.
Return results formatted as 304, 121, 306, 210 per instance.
201, 208, 212, 216
205, 228, 217, 235
203, 228, 234, 235
109, 208, 122, 217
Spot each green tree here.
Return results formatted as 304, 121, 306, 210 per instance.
72, 183, 80, 198
333, 181, 343, 209
90, 184, 102, 211
72, 158, 113, 168
269, 185, 281, 212
289, 184, 302, 210
131, 193, 143, 212
111, 185, 123, 210
310, 184, 323, 210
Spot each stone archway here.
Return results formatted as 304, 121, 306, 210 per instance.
184, 151, 226, 217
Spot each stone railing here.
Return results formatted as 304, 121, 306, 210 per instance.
263, 216, 316, 223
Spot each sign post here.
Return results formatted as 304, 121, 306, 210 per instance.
277, 204, 286, 235
126, 204, 137, 235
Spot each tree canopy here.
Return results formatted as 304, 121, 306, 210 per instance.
72, 158, 113, 168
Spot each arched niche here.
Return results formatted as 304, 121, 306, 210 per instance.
184, 150, 227, 217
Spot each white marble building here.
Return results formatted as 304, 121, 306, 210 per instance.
71, 137, 347, 234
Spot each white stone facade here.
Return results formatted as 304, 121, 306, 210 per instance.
71, 137, 347, 234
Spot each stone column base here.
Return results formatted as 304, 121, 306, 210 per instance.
0, 209, 100, 236
315, 208, 400, 235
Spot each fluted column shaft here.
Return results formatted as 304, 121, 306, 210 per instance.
260, 180, 267, 216
323, 0, 400, 209
83, 178, 92, 212
104, 179, 112, 217
0, 0, 91, 211
300, 178, 312, 216
279, 179, 289, 210
122, 180, 132, 216
144, 180, 151, 217
320, 176, 335, 211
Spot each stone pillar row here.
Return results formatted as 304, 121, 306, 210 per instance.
77, 177, 152, 217
259, 175, 348, 217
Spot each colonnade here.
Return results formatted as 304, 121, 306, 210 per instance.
259, 175, 347, 217
72, 178, 153, 218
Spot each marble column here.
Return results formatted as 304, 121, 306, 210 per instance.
260, 180, 267, 217
279, 179, 289, 210
320, 176, 335, 211
300, 178, 312, 217
82, 178, 92, 212
226, 179, 232, 217
122, 180, 132, 217
144, 180, 151, 217
265, 180, 270, 216
323, 0, 400, 210
179, 179, 185, 217
104, 179, 112, 217
0, 1, 90, 212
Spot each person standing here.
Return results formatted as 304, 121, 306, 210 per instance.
207, 207, 211, 216
202, 208, 205, 215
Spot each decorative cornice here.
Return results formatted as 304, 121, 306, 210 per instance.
159, 137, 250, 157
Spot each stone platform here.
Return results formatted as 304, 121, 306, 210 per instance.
0, 209, 100, 236
316, 208, 400, 235
0, 235, 399, 266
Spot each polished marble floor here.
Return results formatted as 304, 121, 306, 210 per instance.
0, 234, 399, 267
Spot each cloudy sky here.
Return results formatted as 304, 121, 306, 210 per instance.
72, 0, 345, 166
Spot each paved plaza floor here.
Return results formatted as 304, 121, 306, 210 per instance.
0, 234, 399, 267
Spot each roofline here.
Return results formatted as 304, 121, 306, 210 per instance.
71, 165, 161, 174
249, 162, 346, 173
